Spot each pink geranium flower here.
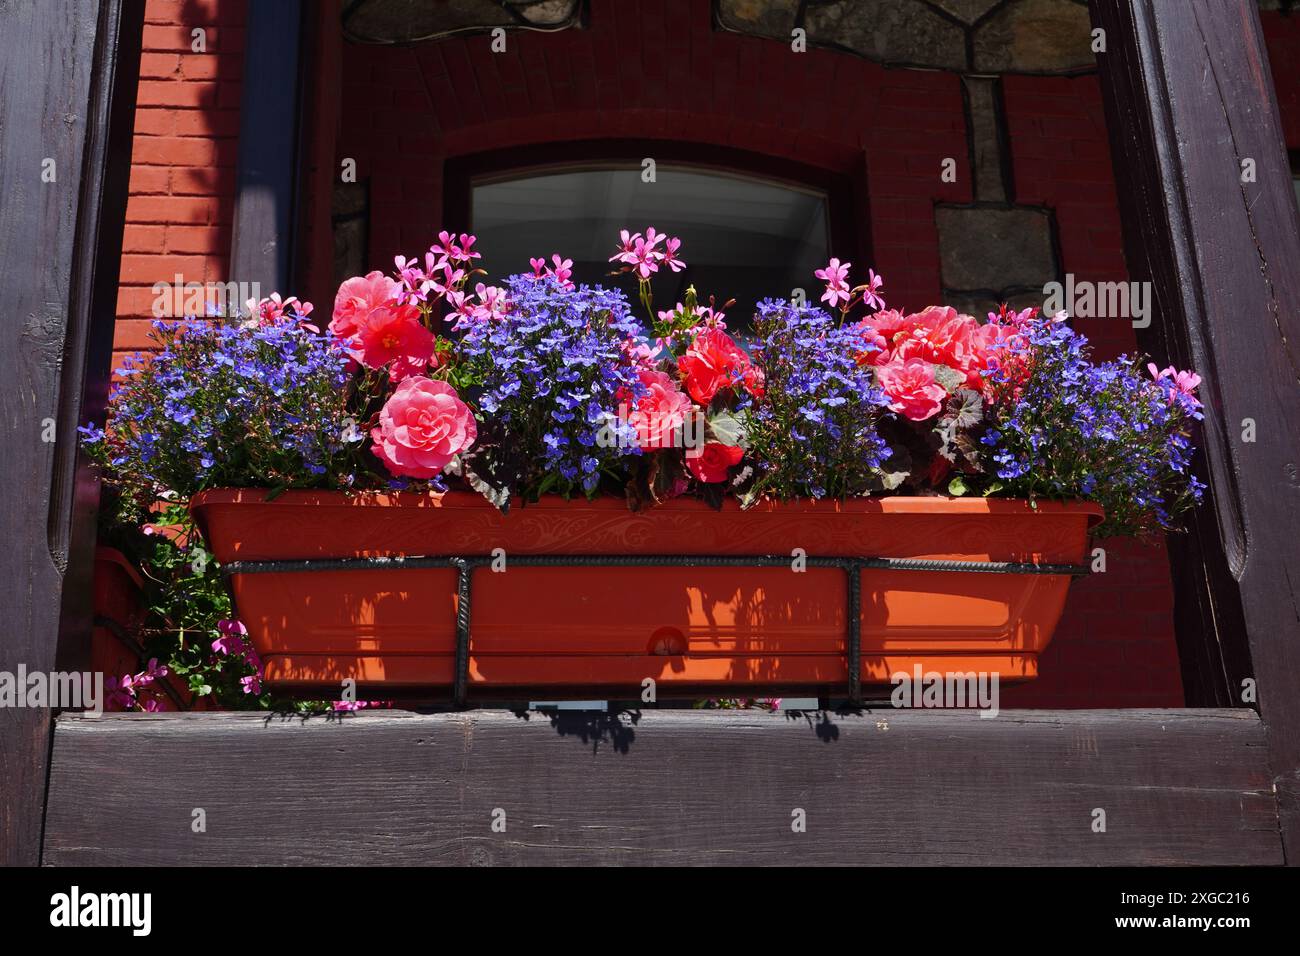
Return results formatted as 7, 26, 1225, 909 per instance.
877, 358, 948, 421
609, 229, 641, 263
550, 254, 574, 289
860, 268, 886, 311
470, 283, 511, 321
370, 377, 477, 479
212, 618, 249, 656
1148, 362, 1202, 405
815, 258, 852, 309
392, 255, 434, 304
246, 293, 315, 331
609, 227, 681, 281
661, 237, 686, 273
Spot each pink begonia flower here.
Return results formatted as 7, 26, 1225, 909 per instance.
370, 377, 478, 479
685, 441, 744, 483
815, 258, 852, 309
354, 302, 437, 381
893, 311, 985, 388
331, 271, 400, 339
877, 358, 948, 421
678, 328, 754, 404
633, 370, 694, 450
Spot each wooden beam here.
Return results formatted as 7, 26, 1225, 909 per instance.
1090, 0, 1300, 860
0, 0, 143, 867
229, 0, 303, 296
43, 709, 1279, 865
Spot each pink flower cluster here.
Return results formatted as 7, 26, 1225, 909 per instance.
1148, 362, 1201, 403
630, 324, 761, 483
328, 238, 484, 480
610, 228, 686, 280
332, 700, 393, 712
105, 657, 172, 712
815, 259, 885, 314
211, 618, 264, 696
529, 254, 575, 290
853, 304, 1038, 421
246, 293, 316, 331
330, 271, 437, 382
393, 230, 481, 305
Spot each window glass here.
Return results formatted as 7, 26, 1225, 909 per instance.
471, 166, 831, 331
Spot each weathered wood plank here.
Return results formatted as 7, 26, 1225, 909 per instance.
43, 708, 1279, 865
0, 0, 142, 866
1091, 0, 1300, 858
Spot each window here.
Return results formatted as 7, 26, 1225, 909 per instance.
469, 165, 832, 331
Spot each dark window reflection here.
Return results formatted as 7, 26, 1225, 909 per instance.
471, 166, 830, 332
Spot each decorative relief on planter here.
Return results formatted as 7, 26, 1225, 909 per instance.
343, 0, 583, 45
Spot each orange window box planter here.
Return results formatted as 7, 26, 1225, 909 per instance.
190, 489, 1102, 701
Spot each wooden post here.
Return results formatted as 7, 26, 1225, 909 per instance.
0, 0, 143, 865
1091, 0, 1300, 860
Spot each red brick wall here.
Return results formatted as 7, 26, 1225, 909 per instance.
113, 0, 246, 372
112, 0, 1300, 708
996, 72, 1183, 706
338, 0, 968, 311
1263, 11, 1300, 150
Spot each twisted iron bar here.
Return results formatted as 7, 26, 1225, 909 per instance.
222, 553, 1091, 707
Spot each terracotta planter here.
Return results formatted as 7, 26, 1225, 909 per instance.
191, 489, 1101, 697
92, 547, 148, 680
92, 547, 200, 711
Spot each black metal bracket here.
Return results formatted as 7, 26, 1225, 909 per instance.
222, 554, 1091, 708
